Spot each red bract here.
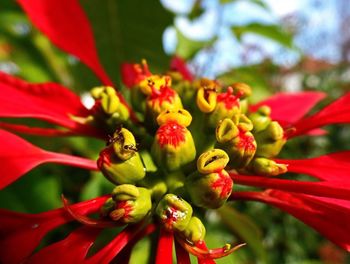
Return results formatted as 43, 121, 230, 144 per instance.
17, 0, 138, 122
27, 226, 102, 264
288, 92, 350, 137
0, 72, 103, 137
231, 173, 350, 200
17, 0, 112, 86
250, 91, 326, 125
155, 228, 174, 264
231, 190, 350, 251
0, 129, 97, 189
276, 151, 350, 181
0, 196, 108, 264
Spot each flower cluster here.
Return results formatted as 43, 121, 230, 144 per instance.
1, 0, 350, 263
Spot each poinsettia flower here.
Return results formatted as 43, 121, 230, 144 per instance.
1, 0, 350, 262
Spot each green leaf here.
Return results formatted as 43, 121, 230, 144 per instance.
217, 205, 268, 263
232, 22, 294, 49
175, 28, 216, 59
80, 0, 174, 85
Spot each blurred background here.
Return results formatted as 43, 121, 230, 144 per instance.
0, 0, 349, 263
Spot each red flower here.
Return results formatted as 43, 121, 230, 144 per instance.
1, 0, 350, 263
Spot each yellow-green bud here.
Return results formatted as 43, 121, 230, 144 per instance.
197, 149, 229, 174
186, 149, 233, 209
186, 169, 233, 209
254, 121, 286, 158
205, 87, 241, 129
97, 128, 146, 185
143, 77, 183, 129
216, 118, 257, 169
195, 78, 220, 113
155, 194, 193, 232
249, 106, 272, 133
250, 157, 288, 176
91, 86, 129, 121
152, 109, 196, 171
107, 185, 152, 224
181, 216, 206, 243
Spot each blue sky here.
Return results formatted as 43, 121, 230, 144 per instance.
161, 0, 342, 76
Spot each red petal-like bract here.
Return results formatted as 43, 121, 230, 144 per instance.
175, 240, 191, 264
196, 241, 216, 264
0, 122, 78, 137
17, 0, 112, 86
62, 195, 118, 228
231, 190, 350, 252
0, 196, 108, 264
276, 151, 350, 182
85, 223, 155, 264
0, 129, 97, 189
155, 228, 174, 264
170, 56, 194, 81
232, 173, 350, 200
289, 92, 350, 137
0, 72, 104, 137
0, 72, 88, 127
27, 226, 101, 264
16, 0, 139, 123
250, 91, 326, 126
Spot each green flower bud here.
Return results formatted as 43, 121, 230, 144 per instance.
230, 82, 252, 99
196, 87, 217, 113
143, 77, 184, 129
216, 118, 257, 169
249, 106, 272, 133
206, 87, 241, 129
238, 114, 254, 131
249, 157, 287, 176
254, 121, 286, 158
197, 149, 229, 174
186, 169, 233, 209
181, 216, 206, 243
107, 184, 152, 224
97, 128, 146, 185
195, 78, 222, 114
152, 109, 196, 172
155, 194, 193, 232
186, 149, 233, 209
91, 86, 129, 121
